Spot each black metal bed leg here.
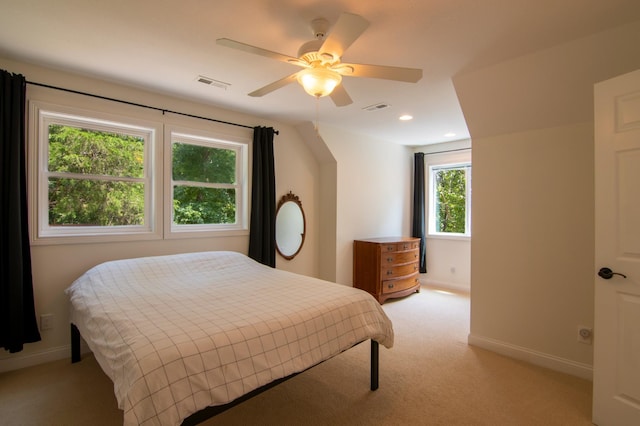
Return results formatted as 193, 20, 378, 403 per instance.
370, 340, 379, 391
71, 323, 81, 363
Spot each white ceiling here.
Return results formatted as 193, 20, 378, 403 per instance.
1, 0, 639, 146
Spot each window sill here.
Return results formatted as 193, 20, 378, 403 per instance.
427, 233, 471, 241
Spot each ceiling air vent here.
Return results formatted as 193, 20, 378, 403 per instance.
363, 103, 391, 111
196, 75, 230, 90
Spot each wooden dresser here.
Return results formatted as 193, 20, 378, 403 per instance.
353, 237, 421, 304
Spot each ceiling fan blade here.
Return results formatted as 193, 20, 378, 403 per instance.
320, 12, 369, 58
339, 63, 423, 83
216, 38, 306, 66
329, 84, 353, 107
248, 72, 300, 97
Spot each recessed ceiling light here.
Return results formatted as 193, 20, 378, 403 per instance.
444, 132, 456, 137
399, 115, 413, 121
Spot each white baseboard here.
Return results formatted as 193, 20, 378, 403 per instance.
421, 278, 470, 294
0, 345, 69, 373
0, 341, 91, 373
468, 333, 593, 381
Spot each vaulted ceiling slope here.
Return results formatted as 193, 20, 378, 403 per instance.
1, 1, 639, 146
454, 20, 640, 140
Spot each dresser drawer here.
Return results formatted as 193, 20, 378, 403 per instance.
382, 275, 420, 294
398, 240, 419, 251
381, 241, 419, 253
381, 249, 419, 266
382, 262, 419, 279
381, 244, 397, 253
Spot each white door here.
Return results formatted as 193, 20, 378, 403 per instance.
593, 68, 640, 426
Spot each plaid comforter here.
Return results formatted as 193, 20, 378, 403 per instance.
66, 251, 394, 425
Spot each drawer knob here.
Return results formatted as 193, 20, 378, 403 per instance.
386, 270, 393, 275
388, 283, 394, 289
387, 246, 393, 251
387, 257, 394, 262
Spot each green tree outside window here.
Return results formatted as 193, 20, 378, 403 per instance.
171, 142, 237, 225
47, 124, 145, 226
433, 167, 468, 234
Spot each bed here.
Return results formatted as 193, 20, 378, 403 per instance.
65, 251, 394, 425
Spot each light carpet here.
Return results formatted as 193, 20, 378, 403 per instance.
0, 285, 592, 425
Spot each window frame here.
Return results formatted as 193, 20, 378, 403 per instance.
30, 101, 163, 244
28, 98, 251, 245
426, 151, 472, 240
164, 126, 249, 238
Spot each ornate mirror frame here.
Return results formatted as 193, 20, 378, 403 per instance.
275, 191, 306, 260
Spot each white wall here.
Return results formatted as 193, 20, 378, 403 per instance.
415, 141, 472, 292
0, 57, 323, 371
317, 124, 413, 286
295, 123, 338, 282
272, 125, 321, 277
468, 123, 595, 377
423, 238, 471, 291
453, 19, 640, 379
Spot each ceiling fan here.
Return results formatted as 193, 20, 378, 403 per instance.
216, 12, 423, 107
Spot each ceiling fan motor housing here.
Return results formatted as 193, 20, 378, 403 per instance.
297, 39, 336, 65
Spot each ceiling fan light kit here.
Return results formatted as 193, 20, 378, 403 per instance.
297, 67, 342, 97
216, 12, 422, 106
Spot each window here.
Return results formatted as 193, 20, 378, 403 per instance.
168, 131, 247, 235
35, 108, 157, 240
429, 163, 471, 237
30, 101, 250, 244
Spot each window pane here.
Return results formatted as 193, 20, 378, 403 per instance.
48, 124, 144, 178
435, 169, 466, 233
173, 186, 236, 224
48, 178, 144, 226
172, 143, 236, 184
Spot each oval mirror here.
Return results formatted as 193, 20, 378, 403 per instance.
275, 191, 306, 260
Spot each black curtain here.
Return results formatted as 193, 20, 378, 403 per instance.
412, 152, 427, 273
248, 126, 276, 267
0, 69, 41, 352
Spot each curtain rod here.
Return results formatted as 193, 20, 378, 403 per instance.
419, 147, 470, 155
26, 80, 279, 135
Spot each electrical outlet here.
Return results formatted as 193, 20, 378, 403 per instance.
578, 326, 592, 344
40, 314, 54, 331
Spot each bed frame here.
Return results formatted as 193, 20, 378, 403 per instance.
70, 323, 380, 425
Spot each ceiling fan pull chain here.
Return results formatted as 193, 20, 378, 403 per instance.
315, 95, 320, 131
